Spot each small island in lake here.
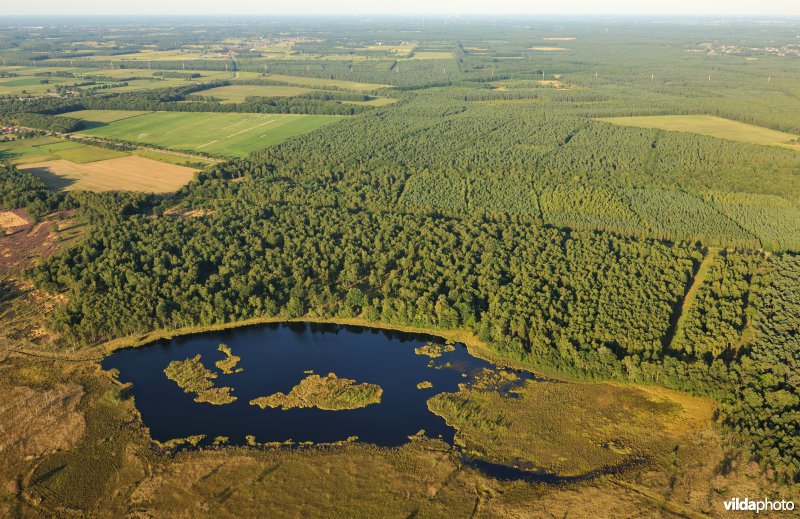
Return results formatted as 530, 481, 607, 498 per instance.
164, 354, 237, 405
414, 343, 456, 358
250, 372, 383, 411
215, 344, 243, 374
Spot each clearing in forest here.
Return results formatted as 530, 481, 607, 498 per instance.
670, 248, 719, 350
70, 111, 342, 156
20, 156, 197, 193
598, 115, 800, 149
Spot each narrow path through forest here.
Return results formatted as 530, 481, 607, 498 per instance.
663, 248, 719, 353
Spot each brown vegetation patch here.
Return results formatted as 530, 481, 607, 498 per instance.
537, 80, 563, 87
128, 441, 469, 518
529, 46, 570, 51
0, 383, 85, 492
164, 205, 215, 218
0, 211, 79, 274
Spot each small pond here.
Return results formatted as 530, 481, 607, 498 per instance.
102, 322, 530, 447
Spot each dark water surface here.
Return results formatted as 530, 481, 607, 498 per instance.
103, 322, 525, 447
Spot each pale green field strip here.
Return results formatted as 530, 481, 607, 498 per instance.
0, 136, 126, 165
85, 68, 233, 80
70, 111, 342, 157
197, 84, 313, 102
131, 149, 216, 166
263, 73, 390, 91
65, 110, 152, 123
598, 115, 800, 149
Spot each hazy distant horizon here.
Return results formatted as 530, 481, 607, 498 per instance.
2, 0, 798, 17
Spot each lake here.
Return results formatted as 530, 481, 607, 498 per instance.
102, 322, 530, 447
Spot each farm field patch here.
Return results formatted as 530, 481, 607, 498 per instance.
263, 73, 389, 91
19, 155, 197, 193
63, 109, 151, 123
599, 114, 800, 149
0, 76, 69, 95
196, 84, 313, 102
71, 110, 342, 156
0, 136, 124, 164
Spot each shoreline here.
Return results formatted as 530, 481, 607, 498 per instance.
97, 314, 716, 410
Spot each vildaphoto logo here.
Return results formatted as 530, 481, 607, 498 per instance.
723, 497, 795, 513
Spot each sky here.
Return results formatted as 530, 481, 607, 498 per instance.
2, 0, 799, 16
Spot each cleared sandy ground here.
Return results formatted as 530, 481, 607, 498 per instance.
20, 155, 198, 193
0, 210, 29, 229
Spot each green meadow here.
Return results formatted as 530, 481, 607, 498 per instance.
70, 111, 342, 156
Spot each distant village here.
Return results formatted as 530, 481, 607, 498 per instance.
687, 42, 800, 58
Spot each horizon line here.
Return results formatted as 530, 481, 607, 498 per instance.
2, 13, 800, 18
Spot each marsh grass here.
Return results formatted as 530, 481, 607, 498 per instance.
428, 380, 709, 477
414, 343, 455, 358
164, 354, 236, 405
250, 373, 382, 411
215, 343, 243, 374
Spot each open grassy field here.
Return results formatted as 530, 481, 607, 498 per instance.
62, 109, 151, 123
599, 114, 800, 149
71, 111, 342, 156
0, 136, 126, 164
0, 75, 70, 96
19, 155, 197, 193
196, 84, 313, 102
263, 73, 390, 91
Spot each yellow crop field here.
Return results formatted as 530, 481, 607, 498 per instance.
598, 115, 800, 149
20, 156, 198, 193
